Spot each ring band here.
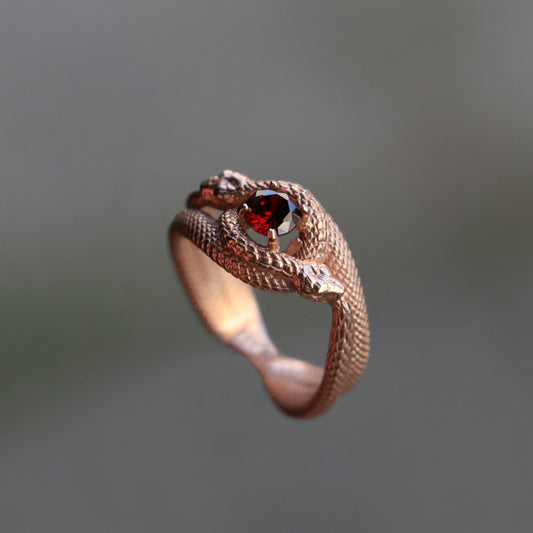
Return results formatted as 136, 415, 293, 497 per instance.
168, 171, 370, 418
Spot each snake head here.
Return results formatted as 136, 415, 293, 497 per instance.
200, 170, 255, 207
296, 264, 345, 303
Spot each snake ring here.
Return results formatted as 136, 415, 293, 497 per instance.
168, 170, 370, 418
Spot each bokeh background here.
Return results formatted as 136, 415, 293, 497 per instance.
1, 2, 532, 532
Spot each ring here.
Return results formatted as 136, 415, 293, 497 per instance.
168, 170, 370, 418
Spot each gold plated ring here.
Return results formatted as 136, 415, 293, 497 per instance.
168, 171, 370, 418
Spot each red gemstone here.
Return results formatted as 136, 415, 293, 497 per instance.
244, 189, 301, 236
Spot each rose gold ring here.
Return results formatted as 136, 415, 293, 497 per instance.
168, 170, 370, 418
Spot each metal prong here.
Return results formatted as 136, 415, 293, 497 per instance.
267, 228, 280, 251
238, 203, 251, 229
297, 205, 310, 231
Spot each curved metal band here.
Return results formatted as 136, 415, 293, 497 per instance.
168, 171, 370, 418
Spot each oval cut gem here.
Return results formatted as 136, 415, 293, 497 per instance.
244, 189, 301, 236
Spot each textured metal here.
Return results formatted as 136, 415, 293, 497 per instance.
168, 170, 370, 418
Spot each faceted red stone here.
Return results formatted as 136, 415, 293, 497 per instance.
244, 189, 301, 236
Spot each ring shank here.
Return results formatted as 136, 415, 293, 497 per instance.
170, 231, 325, 412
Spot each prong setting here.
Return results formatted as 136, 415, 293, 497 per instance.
297, 205, 310, 231
238, 203, 251, 229
267, 228, 280, 251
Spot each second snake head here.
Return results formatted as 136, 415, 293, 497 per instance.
200, 170, 256, 208
296, 264, 345, 304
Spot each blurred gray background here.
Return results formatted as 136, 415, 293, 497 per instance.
1, 2, 532, 532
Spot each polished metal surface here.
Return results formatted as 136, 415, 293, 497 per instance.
169, 171, 370, 417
